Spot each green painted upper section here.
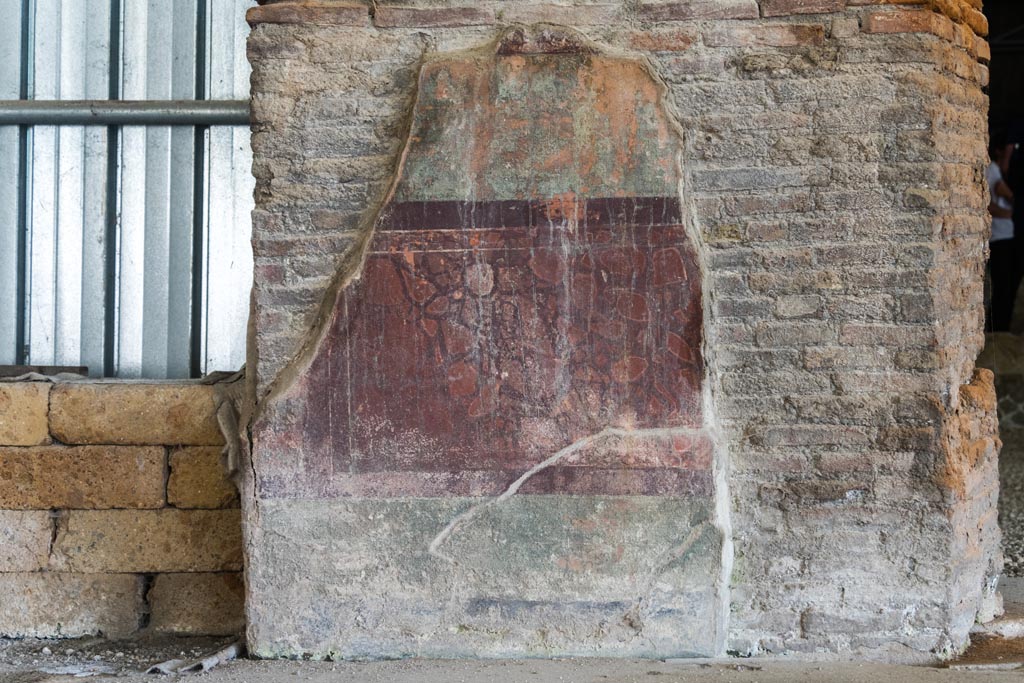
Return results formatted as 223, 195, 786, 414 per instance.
394, 37, 682, 202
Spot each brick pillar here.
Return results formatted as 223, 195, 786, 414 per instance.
244, 0, 998, 660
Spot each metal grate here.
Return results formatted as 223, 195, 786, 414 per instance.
0, 0, 255, 378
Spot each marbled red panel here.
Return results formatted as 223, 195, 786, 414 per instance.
255, 198, 708, 498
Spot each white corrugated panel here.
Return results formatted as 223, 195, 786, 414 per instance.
203, 0, 254, 374
119, 0, 197, 378
5, 0, 255, 378
0, 0, 23, 365
26, 0, 111, 374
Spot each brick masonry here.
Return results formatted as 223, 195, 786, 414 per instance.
244, 0, 999, 660
0, 380, 243, 639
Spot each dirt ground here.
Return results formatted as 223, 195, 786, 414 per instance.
4, 634, 1024, 683
4, 656, 1024, 683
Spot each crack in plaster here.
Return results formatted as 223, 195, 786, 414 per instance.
427, 426, 701, 564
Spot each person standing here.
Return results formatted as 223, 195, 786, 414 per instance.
988, 136, 1018, 332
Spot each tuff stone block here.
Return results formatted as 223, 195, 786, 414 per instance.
49, 383, 223, 446
0, 382, 50, 446
0, 510, 52, 571
148, 573, 246, 635
0, 573, 143, 638
168, 447, 239, 509
0, 445, 165, 509
50, 509, 243, 573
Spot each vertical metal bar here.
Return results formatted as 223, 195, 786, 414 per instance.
164, 0, 198, 378
0, 0, 25, 365
189, 0, 207, 378
15, 0, 30, 365
104, 0, 121, 377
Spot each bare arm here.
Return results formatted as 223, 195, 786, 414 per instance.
994, 179, 1014, 203
990, 201, 1013, 219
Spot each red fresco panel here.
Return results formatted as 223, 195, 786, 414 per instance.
254, 28, 711, 499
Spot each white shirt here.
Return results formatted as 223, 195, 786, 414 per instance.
988, 162, 1014, 242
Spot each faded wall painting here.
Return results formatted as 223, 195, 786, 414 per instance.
250, 26, 723, 658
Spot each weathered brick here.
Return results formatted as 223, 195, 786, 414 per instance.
703, 23, 826, 48
0, 445, 165, 509
0, 573, 143, 638
804, 346, 892, 370
622, 28, 698, 52
846, 0, 925, 5
878, 425, 939, 451
758, 425, 872, 447
148, 573, 245, 636
51, 509, 242, 573
636, 0, 759, 21
373, 5, 494, 27
863, 9, 954, 41
0, 382, 50, 446
760, 0, 845, 17
246, 2, 369, 26
839, 323, 937, 347
168, 447, 239, 509
50, 383, 224, 446
775, 295, 821, 319
496, 3, 622, 25
0, 510, 51, 571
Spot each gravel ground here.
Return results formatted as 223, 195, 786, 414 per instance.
1002, 428, 1024, 577
0, 635, 235, 679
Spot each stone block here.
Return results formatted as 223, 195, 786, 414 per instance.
0, 510, 51, 571
0, 445, 165, 509
0, 382, 50, 446
168, 447, 238, 509
148, 573, 246, 635
0, 573, 143, 638
50, 383, 224, 446
51, 509, 243, 573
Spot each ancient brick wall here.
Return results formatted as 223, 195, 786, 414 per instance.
0, 381, 243, 638
245, 0, 998, 659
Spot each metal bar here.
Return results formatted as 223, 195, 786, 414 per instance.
15, 0, 31, 365
0, 99, 249, 125
103, 0, 121, 377
189, 0, 208, 378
